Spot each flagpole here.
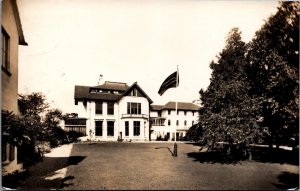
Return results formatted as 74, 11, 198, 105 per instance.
174, 65, 179, 157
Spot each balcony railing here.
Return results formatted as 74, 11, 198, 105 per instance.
121, 114, 148, 119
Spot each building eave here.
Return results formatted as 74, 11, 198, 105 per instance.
118, 82, 153, 104
11, 0, 28, 46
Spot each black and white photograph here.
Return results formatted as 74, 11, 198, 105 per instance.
1, 0, 299, 190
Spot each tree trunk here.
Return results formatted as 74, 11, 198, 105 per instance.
268, 134, 273, 150
275, 128, 280, 150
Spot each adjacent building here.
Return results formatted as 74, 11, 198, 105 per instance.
2, 0, 28, 174
73, 81, 153, 142
150, 102, 200, 141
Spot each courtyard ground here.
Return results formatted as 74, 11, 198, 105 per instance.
16, 142, 299, 190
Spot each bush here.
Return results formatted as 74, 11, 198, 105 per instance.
66, 131, 84, 143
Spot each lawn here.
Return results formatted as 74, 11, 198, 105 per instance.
59, 142, 299, 190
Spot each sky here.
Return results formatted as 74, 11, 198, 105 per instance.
17, 0, 279, 113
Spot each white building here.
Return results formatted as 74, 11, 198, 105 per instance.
150, 102, 200, 141
74, 81, 153, 142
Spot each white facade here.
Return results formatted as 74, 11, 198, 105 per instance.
150, 102, 200, 141
75, 82, 152, 142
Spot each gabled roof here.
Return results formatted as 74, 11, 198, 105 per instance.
74, 81, 153, 103
120, 82, 153, 103
151, 101, 200, 111
93, 81, 129, 91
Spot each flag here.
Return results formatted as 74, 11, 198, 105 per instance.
158, 71, 179, 96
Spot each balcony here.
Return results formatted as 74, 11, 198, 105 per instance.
121, 114, 148, 119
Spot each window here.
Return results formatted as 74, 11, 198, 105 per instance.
127, 102, 141, 114
193, 111, 195, 116
168, 120, 171, 126
184, 111, 187, 115
158, 111, 161, 117
2, 143, 7, 162
107, 102, 114, 115
177, 110, 179, 115
9, 144, 15, 161
133, 121, 140, 136
2, 28, 10, 73
192, 120, 194, 125
168, 110, 171, 115
125, 121, 129, 136
151, 118, 165, 126
95, 121, 103, 136
107, 121, 114, 136
131, 88, 137, 96
176, 120, 179, 126
95, 101, 103, 114
130, 88, 143, 97
184, 120, 187, 126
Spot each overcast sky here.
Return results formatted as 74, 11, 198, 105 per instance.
17, 0, 278, 113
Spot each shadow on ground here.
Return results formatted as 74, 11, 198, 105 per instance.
155, 146, 174, 156
274, 171, 299, 190
186, 144, 299, 165
3, 156, 86, 189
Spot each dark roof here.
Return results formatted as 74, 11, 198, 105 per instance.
93, 81, 129, 91
151, 102, 200, 111
64, 118, 86, 126
150, 105, 163, 111
74, 81, 152, 103
74, 85, 122, 101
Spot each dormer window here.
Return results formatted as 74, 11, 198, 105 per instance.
130, 88, 143, 97
130, 88, 138, 96
113, 91, 120, 94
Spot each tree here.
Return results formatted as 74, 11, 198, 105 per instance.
246, 1, 299, 149
18, 92, 49, 142
1, 110, 29, 146
18, 92, 66, 147
44, 109, 65, 147
18, 92, 49, 118
189, 28, 264, 158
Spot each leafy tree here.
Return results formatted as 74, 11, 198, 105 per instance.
18, 92, 49, 118
15, 92, 66, 148
1, 110, 29, 146
18, 92, 49, 142
44, 109, 65, 147
189, 28, 264, 158
246, 1, 299, 149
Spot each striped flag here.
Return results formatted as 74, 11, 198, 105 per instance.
158, 71, 179, 96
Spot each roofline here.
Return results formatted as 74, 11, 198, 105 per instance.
118, 82, 153, 104
102, 81, 127, 85
11, 0, 28, 46
151, 101, 200, 111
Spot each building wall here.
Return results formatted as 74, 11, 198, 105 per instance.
2, 0, 20, 114
75, 95, 151, 142
1, 0, 23, 174
77, 101, 87, 118
119, 96, 150, 141
151, 109, 199, 141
